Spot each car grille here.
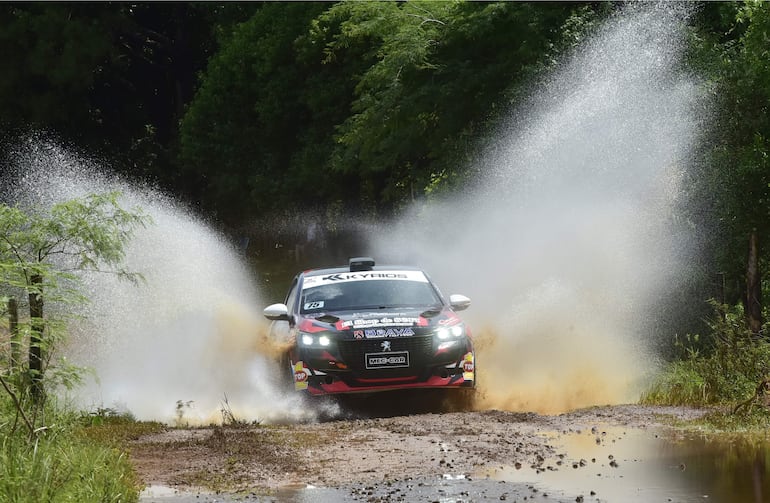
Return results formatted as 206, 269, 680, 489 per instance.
337, 335, 434, 375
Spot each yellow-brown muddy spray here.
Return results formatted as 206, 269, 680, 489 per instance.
368, 4, 705, 414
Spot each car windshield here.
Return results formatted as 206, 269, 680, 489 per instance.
300, 279, 442, 313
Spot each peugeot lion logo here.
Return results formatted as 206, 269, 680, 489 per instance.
381, 341, 392, 352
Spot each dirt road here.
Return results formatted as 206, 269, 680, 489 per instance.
130, 401, 708, 501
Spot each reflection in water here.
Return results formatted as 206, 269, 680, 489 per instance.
488, 427, 770, 502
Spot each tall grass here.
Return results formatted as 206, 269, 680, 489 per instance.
642, 302, 770, 408
0, 397, 140, 503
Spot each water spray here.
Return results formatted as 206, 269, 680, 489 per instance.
368, 4, 705, 413
0, 4, 706, 419
2, 138, 328, 423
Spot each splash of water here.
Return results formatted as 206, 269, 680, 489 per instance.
2, 138, 330, 423
0, 4, 703, 419
369, 4, 705, 413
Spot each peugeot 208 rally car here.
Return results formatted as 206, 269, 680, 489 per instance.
263, 257, 476, 395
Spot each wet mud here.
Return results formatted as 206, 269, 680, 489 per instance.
134, 404, 723, 502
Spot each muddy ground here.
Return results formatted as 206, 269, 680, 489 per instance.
129, 396, 709, 500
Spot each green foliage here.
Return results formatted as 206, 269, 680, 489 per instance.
0, 193, 148, 500
0, 191, 148, 290
642, 358, 709, 406
685, 2, 770, 304
180, 1, 580, 221
0, 191, 148, 426
0, 3, 251, 184
308, 1, 579, 207
642, 302, 770, 407
0, 4, 115, 133
697, 407, 770, 431
0, 396, 140, 503
179, 3, 329, 222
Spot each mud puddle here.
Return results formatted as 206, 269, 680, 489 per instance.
141, 477, 571, 502
486, 426, 770, 502
135, 406, 752, 503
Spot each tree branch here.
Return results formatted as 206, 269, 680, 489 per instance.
0, 373, 35, 437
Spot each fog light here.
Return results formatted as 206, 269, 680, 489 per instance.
301, 334, 314, 346
319, 335, 331, 346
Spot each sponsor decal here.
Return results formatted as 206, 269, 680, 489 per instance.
438, 315, 461, 326
462, 352, 475, 381
365, 351, 410, 369
354, 330, 365, 339
364, 328, 414, 338
304, 301, 324, 310
293, 361, 309, 390
298, 319, 327, 333
302, 270, 428, 288
340, 317, 421, 329
380, 340, 392, 352
321, 272, 408, 281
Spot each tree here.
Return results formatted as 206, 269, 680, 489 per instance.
179, 2, 580, 223
0, 192, 147, 418
687, 3, 770, 320
313, 2, 577, 203
179, 3, 329, 223
0, 3, 251, 196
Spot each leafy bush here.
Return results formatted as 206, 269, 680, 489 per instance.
642, 301, 770, 407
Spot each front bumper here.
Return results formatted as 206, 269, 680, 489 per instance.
289, 347, 475, 395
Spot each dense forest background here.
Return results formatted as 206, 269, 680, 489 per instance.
1, 1, 769, 322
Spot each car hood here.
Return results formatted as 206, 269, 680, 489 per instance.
297, 308, 462, 339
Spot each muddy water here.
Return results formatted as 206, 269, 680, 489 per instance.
486, 427, 770, 502
140, 426, 770, 503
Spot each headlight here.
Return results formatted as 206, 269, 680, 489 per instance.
436, 324, 464, 339
299, 332, 333, 347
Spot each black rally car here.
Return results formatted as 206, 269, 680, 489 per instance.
263, 257, 476, 395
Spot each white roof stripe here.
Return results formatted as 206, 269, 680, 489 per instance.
302, 270, 428, 289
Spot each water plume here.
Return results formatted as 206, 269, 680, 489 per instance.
1, 138, 329, 423
369, 4, 705, 413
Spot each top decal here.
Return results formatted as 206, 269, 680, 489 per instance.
302, 270, 428, 289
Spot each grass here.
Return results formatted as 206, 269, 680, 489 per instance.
76, 412, 166, 447
641, 302, 770, 431
0, 424, 141, 503
0, 397, 153, 503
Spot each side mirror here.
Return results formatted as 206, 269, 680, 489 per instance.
263, 303, 290, 321
449, 294, 471, 312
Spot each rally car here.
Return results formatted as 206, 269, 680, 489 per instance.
263, 257, 476, 395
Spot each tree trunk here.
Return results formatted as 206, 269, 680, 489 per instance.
747, 230, 762, 336
8, 297, 19, 372
28, 274, 44, 399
